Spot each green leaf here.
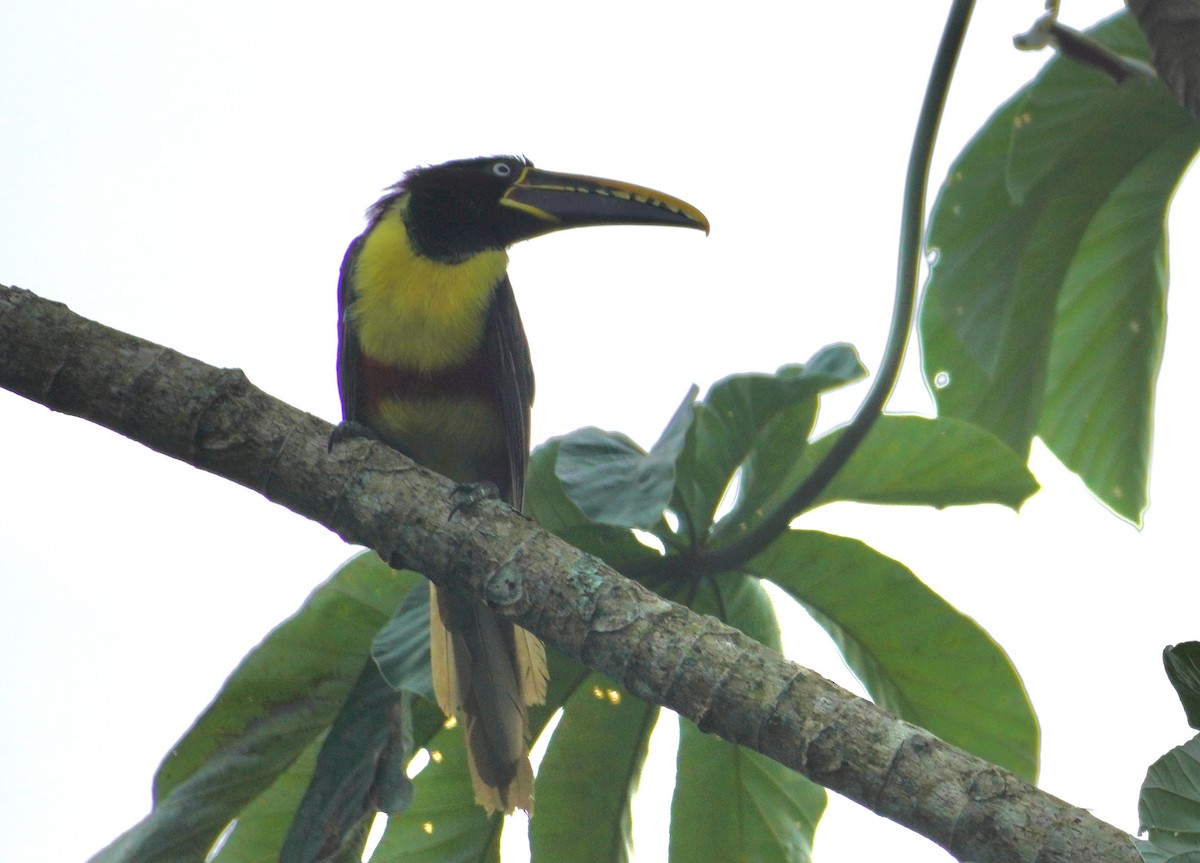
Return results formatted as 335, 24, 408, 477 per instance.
527, 437, 664, 570
1166, 644, 1200, 731
527, 437, 592, 537
748, 531, 1038, 781
90, 552, 419, 863
713, 415, 1039, 545
374, 583, 436, 703
811, 415, 1039, 508
1004, 17, 1160, 202
280, 664, 413, 863
673, 345, 866, 540
368, 716, 503, 863
669, 576, 826, 863
555, 388, 696, 531
530, 676, 657, 863
1135, 834, 1200, 863
208, 737, 325, 863
1140, 736, 1200, 842
670, 719, 827, 863
1037, 131, 1189, 524
921, 13, 1200, 524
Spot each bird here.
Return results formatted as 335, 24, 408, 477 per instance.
336, 155, 708, 814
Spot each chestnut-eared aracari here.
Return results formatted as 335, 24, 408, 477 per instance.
337, 155, 708, 814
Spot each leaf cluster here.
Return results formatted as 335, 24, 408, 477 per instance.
95, 342, 1043, 863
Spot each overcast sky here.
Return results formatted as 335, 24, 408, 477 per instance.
2, 2, 1197, 861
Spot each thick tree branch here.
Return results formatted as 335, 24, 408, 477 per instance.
0, 283, 1138, 863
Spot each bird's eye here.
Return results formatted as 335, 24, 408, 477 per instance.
491, 162, 512, 177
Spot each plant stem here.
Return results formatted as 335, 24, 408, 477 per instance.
692, 0, 977, 576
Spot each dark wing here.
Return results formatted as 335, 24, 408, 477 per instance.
483, 275, 534, 509
336, 233, 366, 423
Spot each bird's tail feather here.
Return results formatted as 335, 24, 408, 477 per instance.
430, 583, 547, 814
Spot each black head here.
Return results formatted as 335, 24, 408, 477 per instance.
394, 156, 538, 261
375, 155, 709, 262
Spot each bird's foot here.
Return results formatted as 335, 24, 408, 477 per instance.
448, 481, 500, 520
327, 420, 382, 453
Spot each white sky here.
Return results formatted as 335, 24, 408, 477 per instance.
2, 1, 1197, 861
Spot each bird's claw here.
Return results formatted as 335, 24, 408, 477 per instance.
448, 481, 500, 520
327, 420, 382, 453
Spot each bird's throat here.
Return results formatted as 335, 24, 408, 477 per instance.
349, 201, 509, 371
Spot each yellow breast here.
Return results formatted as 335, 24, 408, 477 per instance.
348, 199, 509, 371
373, 395, 505, 483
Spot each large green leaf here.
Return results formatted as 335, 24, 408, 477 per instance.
373, 582, 437, 702
1037, 130, 1190, 524
530, 675, 658, 863
368, 714, 503, 863
809, 416, 1038, 509
206, 737, 324, 863
1136, 835, 1200, 863
748, 531, 1038, 781
280, 663, 413, 863
672, 345, 865, 541
921, 13, 1200, 524
527, 437, 665, 569
713, 415, 1038, 545
555, 388, 696, 531
1166, 644, 1200, 732
669, 576, 826, 862
671, 720, 827, 863
90, 552, 419, 863
1138, 735, 1200, 863
1141, 735, 1200, 833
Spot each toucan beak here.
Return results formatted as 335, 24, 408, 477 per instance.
500, 165, 710, 237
